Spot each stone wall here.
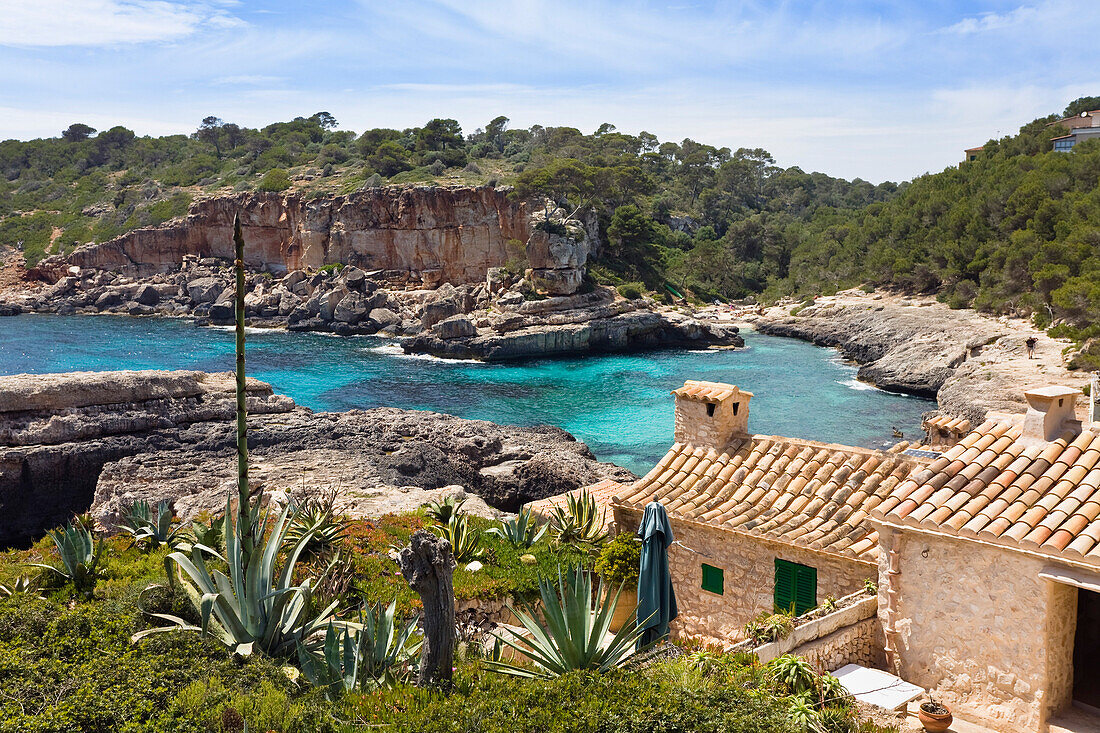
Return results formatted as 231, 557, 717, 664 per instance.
788, 615, 885, 672
614, 509, 876, 646
877, 525, 1078, 733
729, 592, 884, 673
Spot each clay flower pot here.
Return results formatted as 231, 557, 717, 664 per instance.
918, 701, 953, 732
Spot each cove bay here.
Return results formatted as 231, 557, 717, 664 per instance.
0, 314, 931, 474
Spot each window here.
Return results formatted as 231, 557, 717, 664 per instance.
706, 403, 716, 417
701, 564, 724, 595
774, 559, 816, 615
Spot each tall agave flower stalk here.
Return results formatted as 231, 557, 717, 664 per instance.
232, 213, 258, 557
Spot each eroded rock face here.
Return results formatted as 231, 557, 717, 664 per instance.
31, 186, 531, 285
0, 370, 633, 546
0, 371, 293, 546
402, 286, 743, 360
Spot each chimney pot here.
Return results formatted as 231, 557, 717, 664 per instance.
1020, 385, 1082, 446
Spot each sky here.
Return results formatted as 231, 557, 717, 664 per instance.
0, 0, 1097, 183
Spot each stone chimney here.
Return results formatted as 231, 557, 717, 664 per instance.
1020, 385, 1082, 447
671, 380, 752, 451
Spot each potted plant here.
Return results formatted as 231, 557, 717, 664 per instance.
593, 531, 641, 632
918, 694, 953, 732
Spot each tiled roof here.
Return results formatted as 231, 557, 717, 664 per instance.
923, 415, 971, 433
873, 421, 1100, 566
670, 380, 751, 404
612, 436, 926, 563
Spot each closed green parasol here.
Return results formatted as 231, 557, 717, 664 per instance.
636, 501, 678, 648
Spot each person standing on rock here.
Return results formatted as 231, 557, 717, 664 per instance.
1025, 336, 1037, 359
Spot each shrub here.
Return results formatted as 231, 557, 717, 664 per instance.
355, 668, 796, 732
257, 168, 292, 192
594, 532, 640, 587
617, 282, 644, 300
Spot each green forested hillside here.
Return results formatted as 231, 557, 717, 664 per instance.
2, 103, 1099, 330
780, 113, 1100, 331
0, 113, 893, 280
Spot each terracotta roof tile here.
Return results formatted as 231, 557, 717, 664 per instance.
671, 380, 753, 403
875, 418, 1100, 568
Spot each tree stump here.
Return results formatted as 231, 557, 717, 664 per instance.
397, 529, 456, 689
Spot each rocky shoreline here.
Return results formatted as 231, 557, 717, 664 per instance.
734, 290, 1092, 424
0, 370, 634, 547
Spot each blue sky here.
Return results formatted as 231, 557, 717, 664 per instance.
1, 0, 1097, 182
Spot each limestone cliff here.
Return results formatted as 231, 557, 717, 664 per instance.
33, 186, 531, 285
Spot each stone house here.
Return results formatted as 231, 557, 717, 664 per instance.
594, 380, 930, 644
870, 385, 1100, 732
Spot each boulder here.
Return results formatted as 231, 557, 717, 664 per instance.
187, 277, 223, 304
369, 308, 402, 329
94, 290, 125, 309
209, 303, 235, 323
529, 268, 584, 296
318, 287, 347, 321
134, 284, 160, 305
421, 298, 459, 328
333, 291, 368, 324
432, 315, 478, 340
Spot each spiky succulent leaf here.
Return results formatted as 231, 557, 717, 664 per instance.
485, 565, 649, 679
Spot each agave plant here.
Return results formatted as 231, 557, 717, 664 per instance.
432, 513, 483, 563
486, 564, 649, 678
29, 523, 104, 598
548, 490, 607, 546
285, 494, 348, 553
766, 654, 819, 696
185, 515, 226, 554
0, 576, 44, 600
297, 600, 421, 698
486, 509, 547, 549
424, 495, 466, 525
132, 495, 343, 658
120, 499, 188, 550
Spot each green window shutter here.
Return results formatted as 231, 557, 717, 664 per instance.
701, 564, 724, 595
794, 564, 817, 615
775, 559, 817, 615
774, 559, 794, 612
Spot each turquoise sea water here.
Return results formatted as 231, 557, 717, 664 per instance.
0, 314, 932, 474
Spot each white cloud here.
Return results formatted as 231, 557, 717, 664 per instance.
0, 0, 244, 47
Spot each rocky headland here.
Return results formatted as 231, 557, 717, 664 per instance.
732, 289, 1092, 424
1, 185, 741, 358
0, 369, 634, 547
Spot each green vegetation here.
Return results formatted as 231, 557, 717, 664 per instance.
0, 511, 893, 731
119, 499, 188, 550
548, 488, 609, 546
594, 531, 641, 587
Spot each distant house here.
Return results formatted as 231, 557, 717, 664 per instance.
1048, 110, 1100, 151
961, 146, 984, 164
